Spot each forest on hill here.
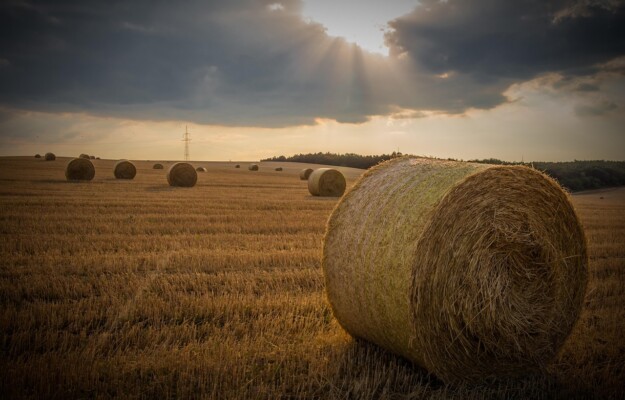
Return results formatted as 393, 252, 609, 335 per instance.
262, 153, 625, 192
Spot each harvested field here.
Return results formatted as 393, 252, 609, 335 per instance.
0, 156, 623, 399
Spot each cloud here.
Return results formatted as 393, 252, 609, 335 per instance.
386, 0, 625, 80
574, 100, 618, 116
0, 0, 624, 128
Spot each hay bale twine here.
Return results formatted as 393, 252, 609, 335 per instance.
114, 160, 137, 180
275, 167, 283, 171
196, 167, 207, 172
44, 152, 56, 161
323, 157, 588, 383
308, 168, 346, 197
167, 162, 197, 187
235, 164, 241, 168
248, 164, 259, 171
65, 158, 95, 181
153, 163, 164, 169
35, 154, 41, 158
79, 153, 90, 159
300, 168, 313, 180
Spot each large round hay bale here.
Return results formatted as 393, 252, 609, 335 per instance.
308, 168, 346, 197
35, 154, 41, 158
196, 167, 207, 172
44, 152, 56, 161
65, 158, 95, 181
153, 163, 164, 169
167, 162, 197, 187
323, 157, 588, 383
235, 164, 241, 168
79, 153, 90, 159
248, 164, 259, 171
300, 168, 313, 180
114, 160, 136, 180
275, 167, 283, 171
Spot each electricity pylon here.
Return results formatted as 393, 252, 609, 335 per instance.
182, 125, 191, 161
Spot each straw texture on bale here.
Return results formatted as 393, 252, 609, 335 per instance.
235, 164, 241, 168
79, 153, 90, 159
308, 168, 346, 197
44, 153, 56, 161
65, 158, 95, 181
323, 157, 588, 383
248, 164, 259, 171
275, 167, 283, 171
114, 160, 137, 180
35, 154, 41, 158
153, 163, 164, 169
167, 162, 197, 187
196, 167, 207, 172
299, 168, 313, 180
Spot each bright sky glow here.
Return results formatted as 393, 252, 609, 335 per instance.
301, 0, 418, 54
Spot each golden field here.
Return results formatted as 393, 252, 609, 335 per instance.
0, 156, 623, 399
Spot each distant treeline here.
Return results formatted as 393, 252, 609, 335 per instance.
469, 159, 625, 192
262, 152, 404, 170
263, 153, 625, 192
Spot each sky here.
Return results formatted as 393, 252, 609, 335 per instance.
0, 0, 624, 162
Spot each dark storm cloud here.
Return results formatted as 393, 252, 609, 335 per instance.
386, 0, 625, 80
1, 0, 624, 127
0, 0, 384, 126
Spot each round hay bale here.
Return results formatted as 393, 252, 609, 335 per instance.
44, 152, 56, 161
248, 164, 259, 171
307, 168, 346, 197
299, 168, 313, 180
35, 154, 41, 158
235, 164, 241, 168
153, 163, 164, 169
196, 167, 207, 172
79, 153, 90, 159
167, 162, 197, 187
90, 155, 95, 160
323, 157, 588, 383
275, 167, 283, 171
65, 158, 95, 181
114, 160, 136, 180
96, 157, 100, 160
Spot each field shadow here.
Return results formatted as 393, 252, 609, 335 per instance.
319, 339, 441, 398
304, 196, 341, 202
144, 185, 193, 192
29, 179, 107, 184
320, 339, 588, 398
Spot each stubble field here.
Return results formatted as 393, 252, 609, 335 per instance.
0, 156, 623, 399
